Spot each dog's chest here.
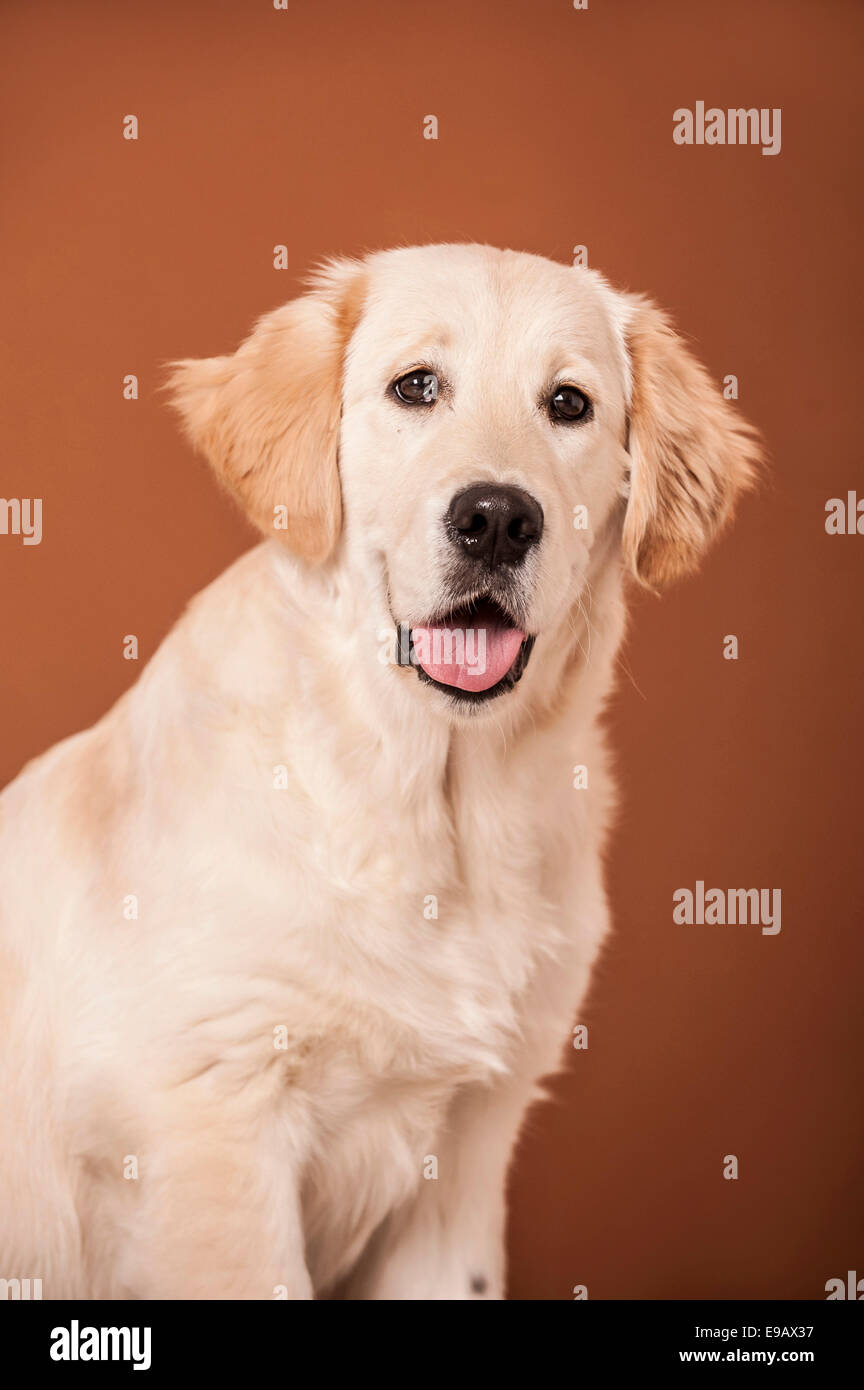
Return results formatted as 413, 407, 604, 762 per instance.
285, 767, 560, 1083
297, 866, 554, 1088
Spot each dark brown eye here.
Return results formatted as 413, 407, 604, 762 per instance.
393, 369, 438, 405
549, 384, 592, 423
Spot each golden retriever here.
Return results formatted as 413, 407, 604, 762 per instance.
0, 244, 760, 1299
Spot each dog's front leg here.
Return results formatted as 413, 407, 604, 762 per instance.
121, 1100, 313, 1300
344, 1076, 535, 1301
344, 928, 603, 1302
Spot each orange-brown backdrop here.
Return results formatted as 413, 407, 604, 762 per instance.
1, 0, 861, 1299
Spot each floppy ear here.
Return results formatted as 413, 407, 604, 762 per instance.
620, 295, 763, 588
168, 258, 366, 564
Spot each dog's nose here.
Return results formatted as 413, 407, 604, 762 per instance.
445, 484, 544, 567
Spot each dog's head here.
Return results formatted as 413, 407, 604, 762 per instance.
170, 244, 761, 722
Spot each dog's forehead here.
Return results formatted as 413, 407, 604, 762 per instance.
351, 244, 626, 375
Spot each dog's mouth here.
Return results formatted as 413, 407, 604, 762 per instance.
407, 596, 535, 703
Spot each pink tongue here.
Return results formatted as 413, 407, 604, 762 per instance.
413, 618, 525, 692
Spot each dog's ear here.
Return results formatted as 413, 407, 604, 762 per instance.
168, 258, 367, 564
619, 294, 762, 588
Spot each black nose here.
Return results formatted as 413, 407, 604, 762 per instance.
445, 484, 544, 568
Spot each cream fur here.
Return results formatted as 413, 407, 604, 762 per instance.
0, 244, 759, 1299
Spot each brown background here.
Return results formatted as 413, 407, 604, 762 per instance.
1, 0, 861, 1299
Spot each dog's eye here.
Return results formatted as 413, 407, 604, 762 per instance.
549, 385, 592, 423
393, 369, 438, 405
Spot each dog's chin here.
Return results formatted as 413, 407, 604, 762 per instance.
405, 595, 536, 712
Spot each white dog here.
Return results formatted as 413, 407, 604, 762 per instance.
0, 245, 760, 1299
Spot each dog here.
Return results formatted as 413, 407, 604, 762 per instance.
0, 244, 761, 1299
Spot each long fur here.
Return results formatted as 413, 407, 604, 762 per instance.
0, 244, 761, 1299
